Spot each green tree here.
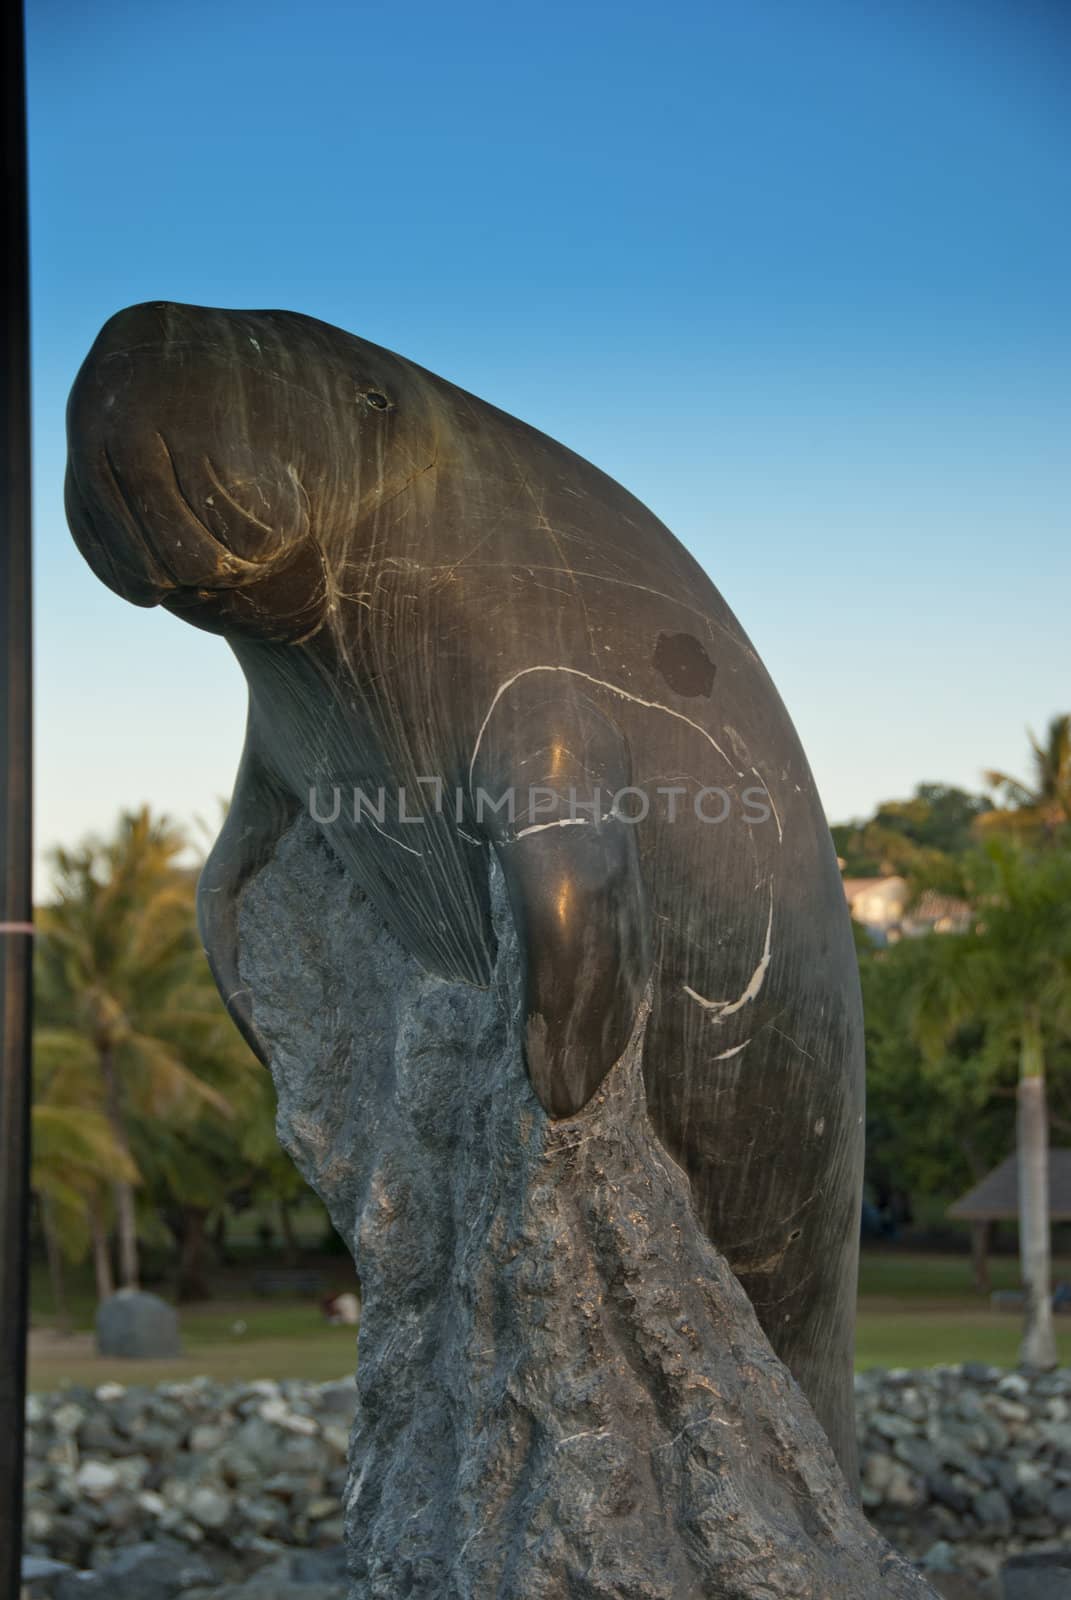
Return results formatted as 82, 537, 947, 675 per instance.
860, 936, 1013, 1213
132, 1004, 272, 1301
983, 714, 1071, 843
35, 808, 232, 1293
31, 1026, 139, 1323
908, 841, 1071, 1367
833, 784, 992, 878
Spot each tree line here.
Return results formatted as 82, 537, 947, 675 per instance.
31, 716, 1071, 1362
843, 715, 1071, 1366
31, 809, 314, 1324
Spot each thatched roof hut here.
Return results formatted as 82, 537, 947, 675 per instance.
948, 1151, 1071, 1222
947, 1150, 1071, 1292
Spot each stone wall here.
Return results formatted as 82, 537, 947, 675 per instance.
22, 1365, 1071, 1597
856, 1364, 1071, 1590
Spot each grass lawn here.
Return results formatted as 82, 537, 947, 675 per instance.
855, 1309, 1071, 1370
26, 1249, 1071, 1391
30, 1308, 358, 1390
28, 1251, 361, 1391
855, 1249, 1071, 1369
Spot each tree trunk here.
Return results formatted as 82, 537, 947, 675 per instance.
1018, 1012, 1056, 1369
970, 1219, 992, 1296
89, 1195, 115, 1303
212, 1208, 229, 1263
40, 1196, 71, 1334
98, 1045, 140, 1289
278, 1196, 299, 1267
175, 1205, 213, 1302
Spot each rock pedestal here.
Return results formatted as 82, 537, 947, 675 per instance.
95, 1291, 181, 1360
237, 818, 936, 1599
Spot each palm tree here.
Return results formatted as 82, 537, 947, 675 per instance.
983, 714, 1071, 841
31, 1019, 140, 1316
909, 841, 1071, 1368
35, 808, 231, 1292
130, 968, 261, 1301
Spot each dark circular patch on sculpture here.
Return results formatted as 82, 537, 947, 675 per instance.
652, 630, 717, 698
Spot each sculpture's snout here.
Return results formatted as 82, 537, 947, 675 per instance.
65, 302, 315, 613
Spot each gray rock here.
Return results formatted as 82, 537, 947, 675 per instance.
49, 1544, 218, 1600
317, 1382, 357, 1416
236, 817, 937, 1597
188, 1485, 233, 1529
1006, 1462, 1049, 1518
286, 1549, 348, 1582
51, 1402, 86, 1436
874, 1409, 922, 1441
931, 1432, 989, 1480
21, 1556, 76, 1599
186, 1585, 345, 1600
231, 1416, 283, 1472
52, 1579, 108, 1600
78, 1415, 130, 1455
96, 1290, 182, 1360
101, 1540, 217, 1593
994, 1398, 1031, 1425
1038, 1419, 1071, 1456
262, 1471, 325, 1500
897, 1388, 931, 1423
927, 1472, 973, 1515
1002, 1550, 1071, 1599
188, 1423, 228, 1453
962, 1363, 1000, 1385
973, 1488, 1013, 1538
125, 1419, 180, 1456
920, 1542, 958, 1573
895, 1437, 941, 1477
886, 1463, 924, 1508
1047, 1484, 1071, 1521
75, 1461, 120, 1500
1030, 1374, 1071, 1399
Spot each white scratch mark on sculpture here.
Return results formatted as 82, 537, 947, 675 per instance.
469, 665, 740, 794
712, 1039, 751, 1060
772, 1025, 817, 1063
555, 1428, 615, 1448
362, 812, 424, 858
514, 817, 593, 840
683, 888, 774, 1022
655, 1407, 738, 1450
751, 766, 783, 843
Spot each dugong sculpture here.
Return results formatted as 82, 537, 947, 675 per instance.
66, 304, 931, 1597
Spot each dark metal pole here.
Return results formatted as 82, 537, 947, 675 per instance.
0, 0, 34, 1592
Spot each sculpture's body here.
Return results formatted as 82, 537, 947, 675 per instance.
65, 304, 931, 1596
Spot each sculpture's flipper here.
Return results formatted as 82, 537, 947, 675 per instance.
197, 719, 299, 1063
496, 820, 651, 1116
473, 684, 652, 1117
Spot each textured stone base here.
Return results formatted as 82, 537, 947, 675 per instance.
94, 1290, 181, 1359
238, 818, 936, 1598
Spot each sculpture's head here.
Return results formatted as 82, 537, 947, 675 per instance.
65, 301, 437, 642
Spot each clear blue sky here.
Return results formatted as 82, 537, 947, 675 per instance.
25, 0, 1071, 885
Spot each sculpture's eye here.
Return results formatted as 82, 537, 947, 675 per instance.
365, 391, 390, 410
